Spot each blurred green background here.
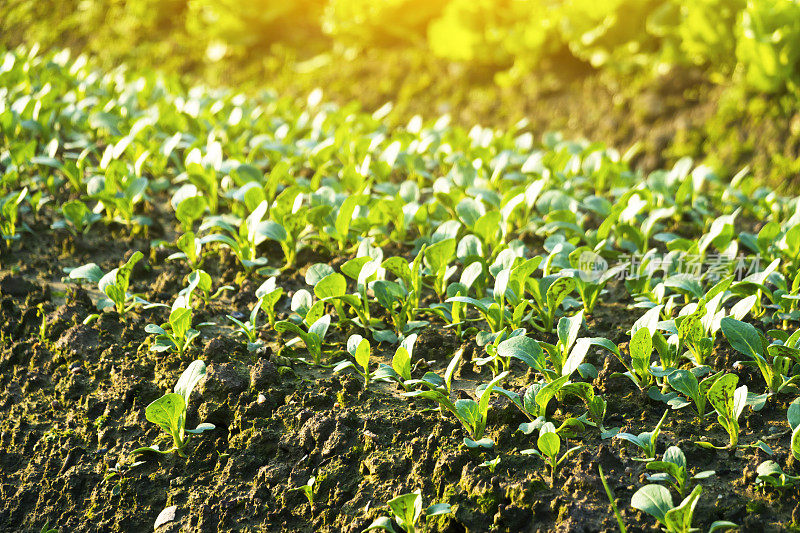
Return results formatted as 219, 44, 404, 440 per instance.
4, 0, 800, 188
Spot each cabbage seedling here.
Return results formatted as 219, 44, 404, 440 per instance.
363, 490, 451, 533
661, 369, 723, 418
289, 476, 316, 506
0, 188, 27, 246
527, 275, 576, 333
424, 238, 456, 300
615, 410, 668, 461
697, 373, 747, 449
609, 327, 656, 390
562, 382, 617, 438
168, 232, 204, 269
522, 423, 584, 488
55, 199, 101, 236
404, 372, 507, 445
374, 334, 418, 390
632, 484, 736, 533
274, 314, 331, 365
645, 446, 715, 498
134, 360, 215, 458
333, 334, 372, 388
721, 317, 800, 394
755, 461, 800, 489
68, 251, 145, 314
182, 269, 233, 307
146, 299, 201, 355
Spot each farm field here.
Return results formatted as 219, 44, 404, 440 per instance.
3, 2, 800, 533
1, 45, 799, 532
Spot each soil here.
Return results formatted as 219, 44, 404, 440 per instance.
0, 215, 797, 533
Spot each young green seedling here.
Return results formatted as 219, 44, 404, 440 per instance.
374, 334, 418, 390
274, 312, 331, 365
697, 373, 747, 449
0, 188, 27, 247
611, 327, 656, 390
562, 382, 618, 438
256, 277, 283, 327
677, 312, 714, 367
755, 460, 800, 489
569, 247, 626, 315
55, 199, 101, 236
645, 446, 715, 498
182, 269, 233, 307
497, 313, 597, 382
424, 238, 456, 300
146, 298, 201, 355
721, 317, 800, 394
789, 397, 800, 462
289, 476, 316, 508
404, 371, 507, 447
632, 484, 736, 533
655, 368, 724, 418
480, 456, 501, 473
528, 275, 576, 333
68, 251, 145, 314
615, 410, 668, 461
522, 423, 584, 488
168, 231, 204, 269
134, 360, 215, 458
333, 334, 372, 388
363, 490, 451, 533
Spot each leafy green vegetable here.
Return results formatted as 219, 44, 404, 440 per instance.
134, 360, 214, 457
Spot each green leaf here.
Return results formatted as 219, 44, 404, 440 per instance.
354, 337, 371, 370
663, 485, 702, 533
306, 263, 335, 286
425, 502, 452, 517
558, 310, 583, 353
708, 521, 739, 533
315, 272, 347, 300
535, 375, 569, 416
546, 277, 576, 314
175, 195, 206, 229
387, 492, 421, 532
630, 327, 653, 368
69, 263, 104, 284
393, 346, 412, 381
425, 238, 456, 272
145, 393, 185, 435
259, 220, 288, 242
720, 317, 762, 359
537, 431, 560, 458
496, 335, 545, 371
169, 306, 193, 341
174, 360, 207, 404
631, 484, 673, 523
563, 338, 591, 377
661, 445, 687, 471
668, 369, 700, 405
362, 517, 398, 533
707, 374, 738, 416
788, 398, 800, 431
